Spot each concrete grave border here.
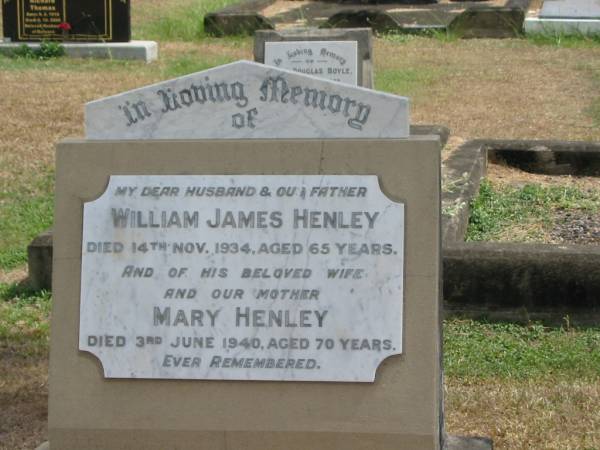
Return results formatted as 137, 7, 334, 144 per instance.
204, 0, 531, 38
442, 139, 600, 325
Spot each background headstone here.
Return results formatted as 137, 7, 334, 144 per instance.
540, 0, 600, 18
255, 28, 374, 89
2, 0, 131, 42
264, 41, 358, 85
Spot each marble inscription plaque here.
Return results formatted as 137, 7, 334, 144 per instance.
265, 41, 358, 85
85, 61, 409, 140
80, 175, 404, 382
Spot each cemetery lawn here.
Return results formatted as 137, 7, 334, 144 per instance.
1, 0, 600, 448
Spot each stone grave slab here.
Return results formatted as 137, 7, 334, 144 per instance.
525, 0, 600, 34
1, 0, 130, 42
85, 60, 409, 140
254, 28, 373, 88
205, 0, 530, 38
540, 0, 600, 18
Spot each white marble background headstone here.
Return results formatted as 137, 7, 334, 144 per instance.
264, 41, 358, 85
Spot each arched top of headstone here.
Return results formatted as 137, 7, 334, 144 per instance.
85, 60, 409, 140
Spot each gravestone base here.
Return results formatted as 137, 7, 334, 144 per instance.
524, 0, 600, 35
36, 434, 492, 450
0, 40, 158, 62
524, 17, 600, 34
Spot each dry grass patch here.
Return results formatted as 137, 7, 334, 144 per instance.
0, 353, 48, 450
375, 38, 600, 145
445, 377, 600, 450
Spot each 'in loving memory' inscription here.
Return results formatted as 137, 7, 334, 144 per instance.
80, 175, 404, 382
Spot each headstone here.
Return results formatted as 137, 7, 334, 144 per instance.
255, 28, 374, 89
47, 61, 448, 449
2, 0, 130, 42
85, 61, 407, 139
540, 0, 600, 18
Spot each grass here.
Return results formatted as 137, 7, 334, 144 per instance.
0, 172, 54, 271
375, 67, 443, 96
466, 180, 600, 242
0, 283, 51, 355
527, 31, 600, 48
133, 0, 243, 41
445, 319, 600, 380
160, 53, 237, 79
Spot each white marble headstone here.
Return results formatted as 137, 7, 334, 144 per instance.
85, 60, 409, 140
540, 0, 600, 18
264, 41, 358, 85
80, 175, 404, 382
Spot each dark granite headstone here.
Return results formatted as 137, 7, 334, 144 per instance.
2, 0, 130, 42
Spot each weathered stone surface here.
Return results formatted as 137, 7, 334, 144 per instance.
443, 241, 600, 324
49, 137, 442, 449
85, 60, 409, 140
540, 0, 600, 18
0, 41, 157, 62
27, 229, 53, 291
204, 0, 275, 36
254, 28, 373, 88
445, 435, 493, 450
209, 0, 530, 37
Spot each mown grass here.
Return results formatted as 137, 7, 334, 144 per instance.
0, 172, 54, 271
527, 31, 600, 48
375, 67, 443, 96
0, 283, 51, 355
445, 319, 600, 380
466, 180, 600, 242
134, 0, 243, 41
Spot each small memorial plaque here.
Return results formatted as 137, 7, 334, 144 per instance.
2, 0, 130, 42
80, 175, 404, 382
264, 41, 358, 85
